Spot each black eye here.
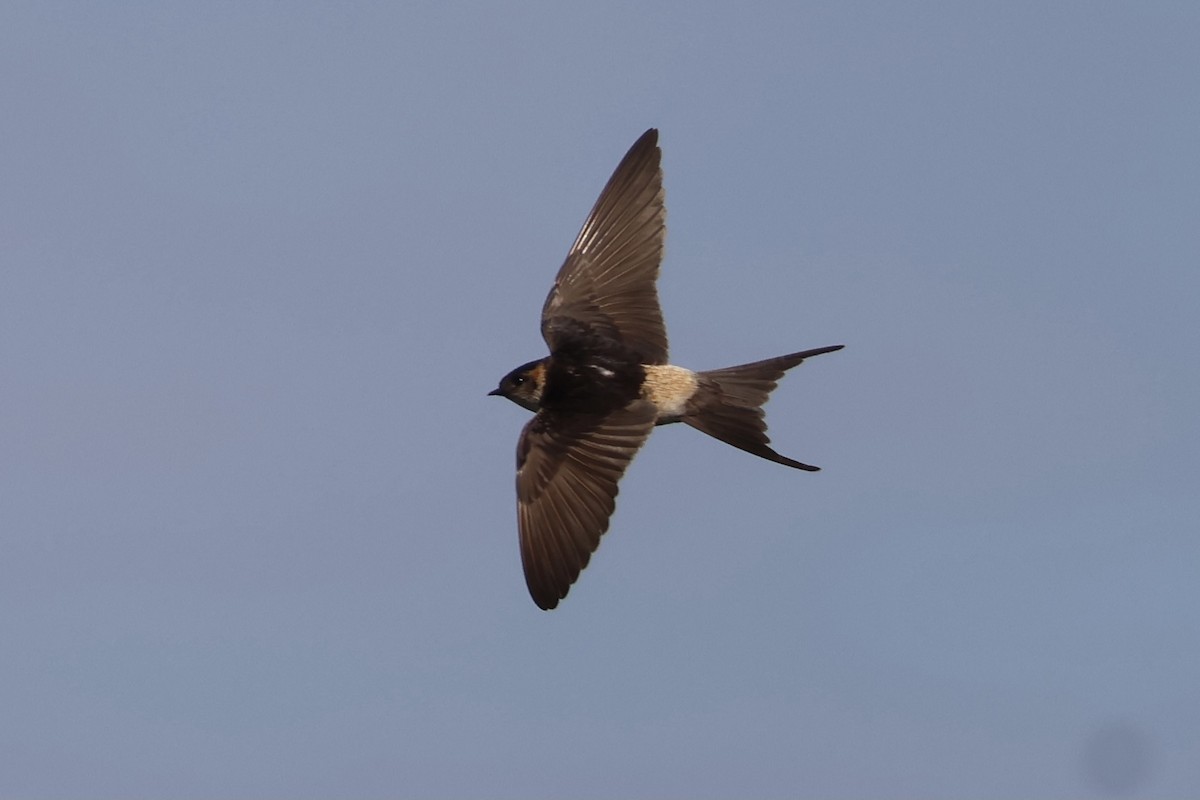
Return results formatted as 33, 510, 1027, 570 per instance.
512, 375, 526, 386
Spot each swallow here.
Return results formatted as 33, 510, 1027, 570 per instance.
490, 129, 843, 610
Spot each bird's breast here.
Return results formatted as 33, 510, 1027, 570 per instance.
642, 364, 699, 423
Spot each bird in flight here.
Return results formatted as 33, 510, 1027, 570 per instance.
490, 129, 842, 610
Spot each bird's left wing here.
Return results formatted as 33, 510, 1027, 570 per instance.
515, 400, 657, 609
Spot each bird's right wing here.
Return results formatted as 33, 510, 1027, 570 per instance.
540, 129, 668, 364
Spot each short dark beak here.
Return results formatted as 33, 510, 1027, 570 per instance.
487, 388, 502, 397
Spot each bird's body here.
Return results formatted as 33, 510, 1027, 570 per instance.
491, 129, 842, 610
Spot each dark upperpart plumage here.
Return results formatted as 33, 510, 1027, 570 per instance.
490, 128, 842, 610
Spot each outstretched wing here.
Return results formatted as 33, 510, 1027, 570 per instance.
515, 400, 657, 609
541, 129, 668, 365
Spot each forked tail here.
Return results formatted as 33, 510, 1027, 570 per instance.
683, 345, 843, 471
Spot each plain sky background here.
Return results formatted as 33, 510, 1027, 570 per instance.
2, 3, 1198, 798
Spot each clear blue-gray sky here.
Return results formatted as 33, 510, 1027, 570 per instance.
2, 3, 1197, 797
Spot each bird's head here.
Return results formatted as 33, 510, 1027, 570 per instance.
488, 358, 547, 412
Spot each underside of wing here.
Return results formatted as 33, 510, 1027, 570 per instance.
541, 129, 668, 365
515, 401, 657, 609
